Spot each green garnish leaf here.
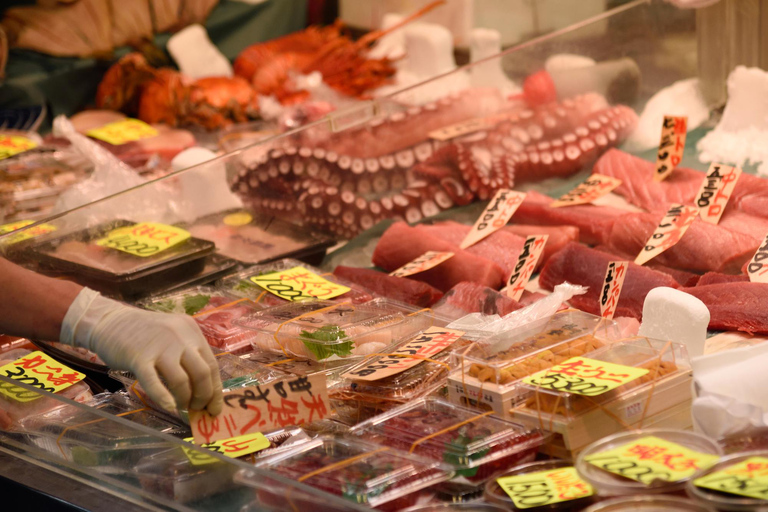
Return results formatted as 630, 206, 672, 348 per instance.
299, 325, 353, 360
183, 294, 211, 316
149, 298, 176, 313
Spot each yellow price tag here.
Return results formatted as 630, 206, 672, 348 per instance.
0, 136, 37, 160
522, 356, 649, 397
96, 222, 190, 258
497, 467, 594, 509
87, 118, 159, 146
181, 433, 271, 466
250, 266, 350, 301
694, 456, 768, 501
0, 351, 85, 402
585, 436, 719, 484
0, 220, 57, 244
223, 212, 253, 226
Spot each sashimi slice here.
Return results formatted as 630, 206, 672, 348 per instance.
696, 272, 749, 286
372, 222, 506, 292
682, 283, 768, 334
731, 173, 768, 219
539, 242, 679, 320
594, 244, 700, 287
513, 190, 629, 245
332, 266, 443, 307
503, 224, 579, 268
432, 281, 522, 319
606, 212, 758, 274
718, 209, 768, 241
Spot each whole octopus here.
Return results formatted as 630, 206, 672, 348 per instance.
231, 88, 638, 239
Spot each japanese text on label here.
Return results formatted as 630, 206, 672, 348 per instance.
87, 118, 159, 146
635, 204, 698, 266
0, 136, 37, 160
0, 220, 57, 244
250, 266, 350, 301
600, 261, 628, 320
497, 467, 594, 509
504, 235, 548, 301
550, 174, 622, 208
96, 222, 190, 258
695, 163, 741, 225
655, 116, 687, 182
182, 432, 271, 465
0, 351, 85, 403
694, 456, 768, 501
748, 233, 768, 283
389, 251, 454, 278
522, 357, 649, 397
460, 190, 526, 249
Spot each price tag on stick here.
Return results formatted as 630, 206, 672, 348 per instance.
694, 163, 741, 225
654, 116, 687, 182
496, 467, 594, 509
0, 351, 85, 403
460, 189, 526, 249
250, 266, 350, 301
747, 233, 768, 283
634, 204, 698, 266
504, 235, 548, 301
600, 261, 628, 320
389, 251, 454, 278
550, 174, 622, 208
523, 357, 648, 397
694, 456, 768, 501
182, 432, 271, 466
96, 222, 190, 258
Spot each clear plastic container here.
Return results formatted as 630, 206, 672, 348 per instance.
484, 459, 597, 511
144, 253, 239, 298
0, 335, 35, 355
236, 435, 454, 510
186, 208, 335, 265
349, 397, 544, 484
686, 451, 768, 511
26, 220, 215, 298
243, 350, 353, 387
215, 258, 373, 306
576, 429, 722, 496
718, 427, 768, 455
237, 298, 435, 361
402, 504, 509, 512
582, 495, 715, 512
33, 340, 106, 373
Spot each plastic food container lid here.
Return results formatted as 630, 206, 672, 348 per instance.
576, 429, 722, 496
686, 450, 768, 511
237, 435, 454, 508
402, 504, 509, 512
582, 495, 715, 511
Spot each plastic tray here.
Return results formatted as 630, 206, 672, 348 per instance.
576, 429, 722, 496
582, 496, 715, 512
484, 459, 597, 511
244, 350, 354, 386
26, 220, 215, 298
186, 208, 335, 265
236, 298, 435, 361
141, 253, 239, 299
33, 340, 107, 374
686, 451, 768, 511
349, 397, 544, 484
402, 505, 508, 512
236, 435, 454, 510
215, 258, 374, 306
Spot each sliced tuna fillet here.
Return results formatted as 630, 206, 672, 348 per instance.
332, 266, 443, 307
718, 209, 768, 241
372, 222, 506, 292
682, 283, 768, 334
594, 244, 700, 287
696, 272, 750, 286
539, 242, 679, 320
433, 281, 522, 319
503, 224, 579, 268
513, 190, 629, 245
416, 221, 525, 280
731, 173, 768, 219
606, 212, 758, 274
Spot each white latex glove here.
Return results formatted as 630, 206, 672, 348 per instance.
60, 288, 223, 415
665, 0, 720, 8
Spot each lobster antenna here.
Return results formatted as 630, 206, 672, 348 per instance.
356, 0, 447, 47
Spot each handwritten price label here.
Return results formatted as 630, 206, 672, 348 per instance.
695, 163, 741, 225
96, 222, 190, 258
0, 220, 57, 244
747, 233, 768, 283
250, 266, 350, 301
600, 261, 628, 320
340, 327, 464, 382
694, 456, 768, 501
523, 357, 648, 397
585, 436, 719, 484
497, 467, 594, 509
550, 174, 622, 208
0, 136, 37, 160
635, 204, 698, 266
655, 116, 687, 182
0, 351, 85, 403
460, 190, 526, 249
189, 373, 329, 444
87, 118, 159, 146
182, 432, 271, 466
504, 235, 548, 301
389, 251, 454, 278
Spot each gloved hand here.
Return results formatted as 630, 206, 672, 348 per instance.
665, 0, 721, 8
60, 288, 223, 415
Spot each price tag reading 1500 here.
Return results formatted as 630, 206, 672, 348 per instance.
96, 222, 190, 258
496, 467, 593, 509
250, 266, 351, 301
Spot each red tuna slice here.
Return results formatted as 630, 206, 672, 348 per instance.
719, 209, 768, 241
730, 173, 768, 219
433, 281, 523, 319
415, 221, 525, 280
539, 242, 679, 320
372, 222, 506, 292
332, 266, 443, 307
606, 212, 758, 274
592, 149, 702, 212
681, 282, 768, 334
594, 244, 700, 287
696, 272, 750, 286
513, 190, 629, 246
504, 224, 579, 269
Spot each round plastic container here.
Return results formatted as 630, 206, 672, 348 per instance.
686, 451, 768, 511
484, 459, 598, 511
402, 504, 508, 512
576, 429, 722, 496
718, 427, 768, 455
582, 495, 714, 512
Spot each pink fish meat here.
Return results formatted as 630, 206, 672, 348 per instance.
332, 265, 444, 307
503, 223, 579, 269
432, 281, 522, 319
594, 244, 700, 287
682, 282, 768, 334
695, 272, 749, 286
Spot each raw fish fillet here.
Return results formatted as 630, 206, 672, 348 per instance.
504, 224, 579, 268
606, 212, 758, 274
432, 281, 522, 319
696, 272, 749, 286
719, 209, 768, 241
333, 266, 443, 307
415, 221, 525, 280
731, 173, 768, 219
594, 244, 700, 287
513, 190, 629, 245
682, 283, 768, 334
372, 222, 505, 292
539, 242, 679, 320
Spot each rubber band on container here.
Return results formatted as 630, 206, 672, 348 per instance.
272, 302, 354, 358
408, 411, 494, 454
129, 380, 150, 408
192, 298, 253, 318
297, 447, 390, 482
266, 358, 297, 367
56, 407, 149, 457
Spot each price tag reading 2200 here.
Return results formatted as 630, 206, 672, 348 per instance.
250, 266, 350, 301
96, 222, 190, 258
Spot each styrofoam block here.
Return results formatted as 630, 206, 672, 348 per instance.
167, 24, 232, 79
469, 28, 519, 93
368, 13, 406, 60
638, 287, 709, 357
402, 22, 457, 77
172, 148, 243, 219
